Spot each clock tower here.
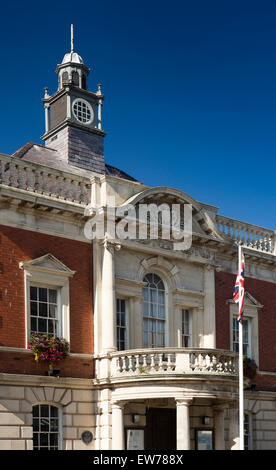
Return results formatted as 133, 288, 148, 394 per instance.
41, 25, 105, 174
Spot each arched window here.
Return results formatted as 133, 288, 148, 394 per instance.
61, 71, 69, 87
72, 71, 79, 86
142, 273, 165, 348
32, 404, 60, 450
81, 74, 87, 89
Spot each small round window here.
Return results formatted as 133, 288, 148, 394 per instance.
72, 99, 93, 124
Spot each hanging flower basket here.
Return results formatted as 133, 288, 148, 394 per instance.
243, 357, 257, 380
27, 333, 69, 372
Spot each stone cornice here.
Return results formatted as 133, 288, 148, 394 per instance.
0, 372, 94, 389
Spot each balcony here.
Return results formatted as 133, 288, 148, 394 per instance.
95, 348, 239, 385
0, 153, 91, 208
215, 214, 275, 255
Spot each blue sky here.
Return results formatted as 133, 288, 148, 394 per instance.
0, 0, 275, 229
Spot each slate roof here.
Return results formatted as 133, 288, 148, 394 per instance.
12, 142, 139, 183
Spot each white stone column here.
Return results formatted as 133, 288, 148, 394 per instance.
44, 102, 50, 132
176, 399, 192, 450
203, 264, 216, 348
101, 240, 119, 353
98, 98, 103, 130
112, 402, 125, 450
214, 405, 226, 450
228, 405, 240, 450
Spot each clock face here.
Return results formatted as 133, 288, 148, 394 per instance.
72, 98, 94, 124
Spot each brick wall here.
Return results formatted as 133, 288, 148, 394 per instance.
215, 270, 276, 391
0, 350, 93, 378
0, 225, 93, 377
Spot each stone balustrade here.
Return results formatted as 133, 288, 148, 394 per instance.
216, 214, 275, 254
0, 154, 91, 206
95, 348, 238, 381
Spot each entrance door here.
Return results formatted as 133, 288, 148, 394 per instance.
145, 408, 176, 450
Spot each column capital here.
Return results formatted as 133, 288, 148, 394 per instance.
102, 237, 121, 254
175, 398, 193, 406
228, 399, 239, 410
111, 400, 127, 409
213, 403, 227, 413
204, 263, 216, 272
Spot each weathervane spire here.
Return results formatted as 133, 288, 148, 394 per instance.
71, 24, 74, 53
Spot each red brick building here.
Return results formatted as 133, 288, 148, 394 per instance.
0, 32, 275, 451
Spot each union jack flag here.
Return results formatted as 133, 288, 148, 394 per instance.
233, 249, 245, 323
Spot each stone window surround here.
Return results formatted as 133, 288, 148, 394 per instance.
115, 259, 205, 350
233, 316, 251, 356
72, 97, 94, 125
142, 272, 167, 348
181, 309, 192, 348
19, 254, 75, 349
228, 292, 263, 365
32, 402, 63, 451
116, 297, 129, 351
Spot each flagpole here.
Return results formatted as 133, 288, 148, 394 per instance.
238, 242, 244, 450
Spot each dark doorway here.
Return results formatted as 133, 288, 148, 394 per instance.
144, 408, 176, 450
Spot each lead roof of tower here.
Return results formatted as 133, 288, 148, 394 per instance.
61, 51, 84, 65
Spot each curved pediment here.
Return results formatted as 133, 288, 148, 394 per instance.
120, 186, 222, 239
122, 186, 200, 209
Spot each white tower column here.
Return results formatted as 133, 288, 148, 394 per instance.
112, 401, 125, 450
203, 264, 216, 348
101, 239, 120, 353
176, 399, 192, 450
214, 405, 226, 450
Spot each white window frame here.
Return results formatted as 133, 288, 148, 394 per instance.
229, 295, 261, 364
116, 298, 129, 351
19, 254, 75, 348
232, 317, 251, 357
29, 284, 62, 337
32, 403, 63, 450
181, 309, 192, 347
72, 98, 94, 125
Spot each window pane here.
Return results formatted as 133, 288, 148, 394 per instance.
158, 305, 165, 318
30, 286, 37, 300
30, 302, 38, 316
150, 289, 157, 304
38, 319, 47, 333
40, 405, 49, 417
50, 433, 58, 448
40, 433, 49, 447
31, 317, 37, 333
33, 433, 38, 448
49, 304, 57, 319
33, 418, 39, 432
142, 301, 148, 315
49, 289, 57, 304
116, 299, 127, 350
41, 418, 50, 432
39, 302, 47, 317
48, 320, 55, 334
50, 419, 59, 432
39, 288, 47, 302
33, 406, 39, 417
143, 288, 148, 301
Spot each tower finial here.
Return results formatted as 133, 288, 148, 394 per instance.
71, 24, 74, 53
